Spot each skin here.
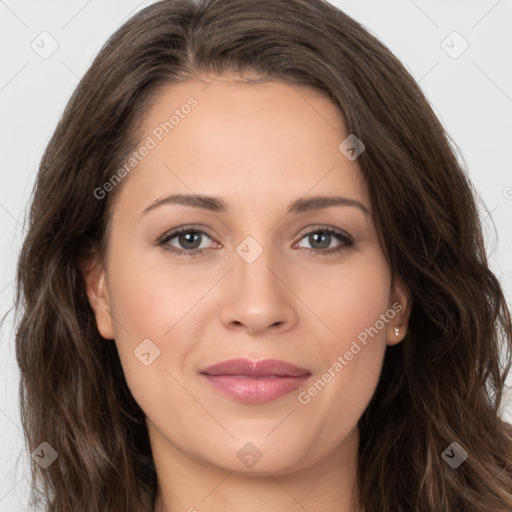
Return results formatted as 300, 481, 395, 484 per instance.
84, 73, 411, 512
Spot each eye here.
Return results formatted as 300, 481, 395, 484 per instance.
293, 227, 354, 255
157, 225, 354, 258
157, 226, 218, 257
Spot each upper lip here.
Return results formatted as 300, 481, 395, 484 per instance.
199, 358, 311, 377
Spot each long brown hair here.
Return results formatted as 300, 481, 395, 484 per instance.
14, 0, 512, 510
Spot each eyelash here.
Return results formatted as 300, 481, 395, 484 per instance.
157, 225, 354, 258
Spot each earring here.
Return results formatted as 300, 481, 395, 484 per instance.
393, 321, 403, 337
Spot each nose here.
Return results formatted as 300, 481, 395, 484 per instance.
220, 247, 298, 335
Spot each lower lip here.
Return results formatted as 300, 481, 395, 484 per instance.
201, 374, 310, 404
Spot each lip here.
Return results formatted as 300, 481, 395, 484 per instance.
199, 358, 312, 404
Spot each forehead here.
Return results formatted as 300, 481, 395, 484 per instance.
114, 75, 369, 214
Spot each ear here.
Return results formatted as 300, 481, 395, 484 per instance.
81, 257, 115, 340
386, 278, 412, 346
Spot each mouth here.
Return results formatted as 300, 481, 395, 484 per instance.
199, 358, 312, 404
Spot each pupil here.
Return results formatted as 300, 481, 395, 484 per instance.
179, 232, 200, 249
310, 232, 330, 249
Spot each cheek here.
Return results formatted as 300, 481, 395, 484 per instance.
104, 253, 202, 421
106, 240, 212, 344
300, 247, 392, 349
103, 231, 231, 401
297, 250, 391, 421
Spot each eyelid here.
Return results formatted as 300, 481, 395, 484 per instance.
157, 224, 219, 245
294, 224, 353, 241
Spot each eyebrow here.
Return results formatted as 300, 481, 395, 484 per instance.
141, 193, 370, 216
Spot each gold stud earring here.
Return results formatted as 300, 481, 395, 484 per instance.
393, 321, 403, 337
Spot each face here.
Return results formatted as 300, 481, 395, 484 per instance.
84, 73, 410, 476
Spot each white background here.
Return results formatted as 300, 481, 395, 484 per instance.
1, 1, 511, 509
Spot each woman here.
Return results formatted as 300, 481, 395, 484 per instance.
14, 0, 512, 510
